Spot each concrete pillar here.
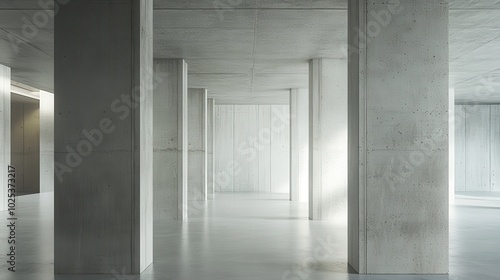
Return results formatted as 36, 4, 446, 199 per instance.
348, 0, 449, 274
207, 98, 215, 200
449, 88, 455, 202
0, 64, 10, 211
308, 59, 348, 220
188, 89, 207, 202
290, 88, 309, 202
40, 91, 54, 193
54, 1, 153, 274
153, 59, 188, 221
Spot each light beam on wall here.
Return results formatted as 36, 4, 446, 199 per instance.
449, 88, 455, 204
11, 81, 40, 100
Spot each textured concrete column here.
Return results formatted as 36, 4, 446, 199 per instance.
207, 98, 215, 200
309, 59, 348, 220
348, 0, 449, 274
0, 64, 10, 211
290, 88, 309, 202
153, 59, 188, 221
54, 0, 153, 274
188, 89, 207, 202
40, 91, 54, 193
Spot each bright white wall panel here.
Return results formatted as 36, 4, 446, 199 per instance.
40, 91, 54, 193
465, 105, 490, 191
454, 105, 466, 192
270, 105, 290, 193
233, 105, 260, 192
491, 105, 500, 191
258, 105, 272, 192
214, 105, 234, 192
207, 98, 215, 199
0, 64, 10, 211
290, 89, 309, 202
214, 104, 290, 193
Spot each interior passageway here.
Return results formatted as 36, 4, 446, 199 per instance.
1, 192, 499, 279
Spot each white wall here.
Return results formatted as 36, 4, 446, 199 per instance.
0, 65, 10, 211
214, 105, 290, 193
207, 98, 215, 199
290, 89, 309, 202
455, 104, 500, 192
40, 91, 54, 193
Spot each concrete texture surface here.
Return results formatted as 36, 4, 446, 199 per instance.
289, 88, 309, 203
465, 105, 490, 191
153, 59, 188, 221
454, 104, 500, 192
348, 0, 449, 274
207, 98, 215, 200
0, 64, 10, 211
309, 59, 347, 221
40, 91, 54, 193
258, 105, 272, 192
270, 105, 291, 193
1, 192, 500, 279
188, 88, 207, 202
54, 0, 153, 274
214, 105, 290, 193
213, 105, 234, 192
11, 96, 40, 195
1, 1, 500, 104
455, 105, 466, 192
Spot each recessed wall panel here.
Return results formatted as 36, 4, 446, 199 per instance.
465, 105, 490, 191
454, 105, 466, 192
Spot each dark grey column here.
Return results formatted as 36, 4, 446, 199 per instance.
54, 0, 153, 274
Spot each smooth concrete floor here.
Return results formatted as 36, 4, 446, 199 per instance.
0, 192, 499, 280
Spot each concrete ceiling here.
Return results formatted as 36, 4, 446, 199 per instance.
450, 1, 500, 104
0, 0, 499, 104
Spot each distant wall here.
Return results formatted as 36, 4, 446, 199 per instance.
214, 105, 290, 193
40, 91, 54, 192
11, 99, 40, 195
455, 104, 500, 192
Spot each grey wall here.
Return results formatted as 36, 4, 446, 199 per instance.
455, 104, 500, 192
11, 97, 40, 195
214, 105, 290, 193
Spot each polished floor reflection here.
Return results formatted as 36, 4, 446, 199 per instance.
0, 192, 499, 279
